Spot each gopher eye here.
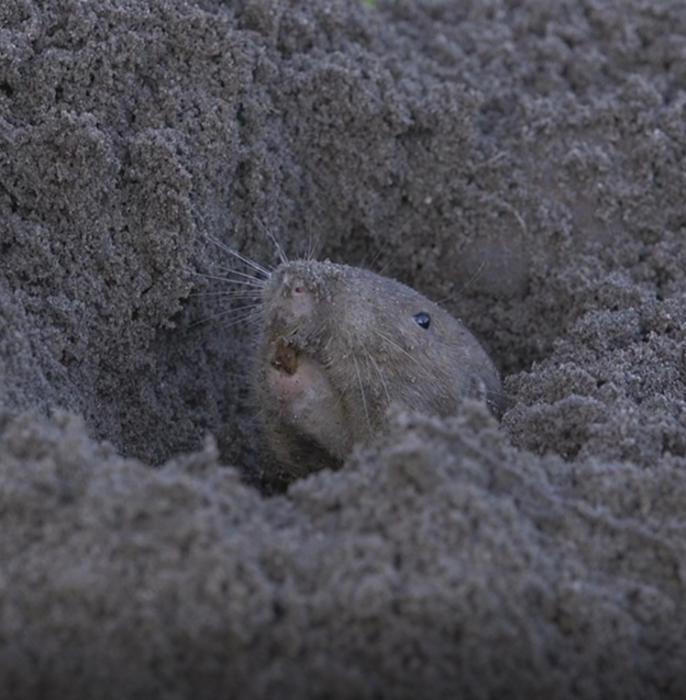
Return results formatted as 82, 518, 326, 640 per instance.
413, 312, 431, 329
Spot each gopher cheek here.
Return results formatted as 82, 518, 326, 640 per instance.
266, 356, 351, 460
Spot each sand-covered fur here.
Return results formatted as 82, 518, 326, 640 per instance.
2, 0, 686, 696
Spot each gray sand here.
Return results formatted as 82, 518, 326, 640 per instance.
2, 0, 686, 696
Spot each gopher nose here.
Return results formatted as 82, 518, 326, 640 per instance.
281, 273, 313, 318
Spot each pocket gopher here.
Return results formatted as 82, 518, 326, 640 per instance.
253, 259, 504, 480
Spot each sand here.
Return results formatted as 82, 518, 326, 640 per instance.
1, 0, 686, 696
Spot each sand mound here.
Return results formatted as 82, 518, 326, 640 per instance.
2, 0, 686, 696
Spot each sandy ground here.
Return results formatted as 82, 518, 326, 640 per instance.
2, 0, 686, 696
